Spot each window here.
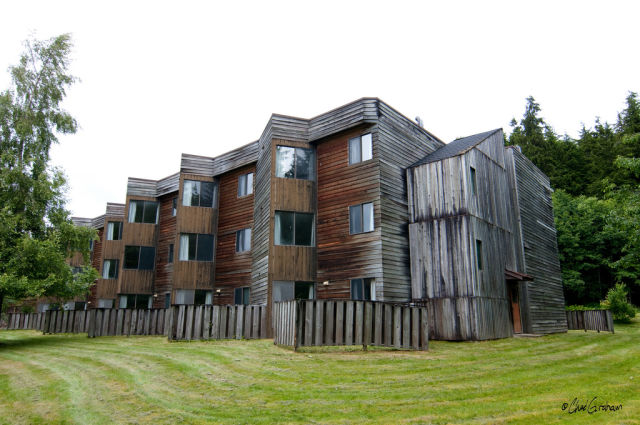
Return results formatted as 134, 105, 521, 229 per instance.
351, 278, 376, 301
238, 172, 254, 197
172, 197, 177, 216
174, 289, 213, 305
106, 221, 123, 240
349, 133, 373, 164
182, 180, 217, 208
470, 167, 477, 196
236, 228, 251, 252
168, 244, 174, 263
128, 200, 159, 224
179, 233, 214, 261
275, 146, 316, 180
274, 211, 314, 246
349, 202, 374, 234
97, 299, 114, 309
123, 246, 156, 270
102, 259, 119, 279
119, 294, 151, 309
273, 281, 315, 302
234, 287, 251, 305
164, 293, 171, 309
476, 240, 483, 270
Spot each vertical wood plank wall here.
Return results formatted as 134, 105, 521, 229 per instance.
214, 164, 255, 304
154, 193, 177, 307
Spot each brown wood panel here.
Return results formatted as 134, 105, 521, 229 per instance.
271, 245, 315, 281
119, 270, 154, 293
95, 279, 119, 299
172, 261, 215, 290
215, 164, 255, 305
272, 178, 315, 213
91, 228, 103, 270
154, 193, 178, 307
316, 126, 382, 300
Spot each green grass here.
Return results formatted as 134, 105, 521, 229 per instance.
1, 320, 639, 425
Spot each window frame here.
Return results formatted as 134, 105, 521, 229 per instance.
470, 166, 477, 196
235, 228, 252, 253
182, 179, 218, 208
128, 200, 159, 224
102, 259, 119, 279
476, 239, 483, 270
106, 221, 123, 241
350, 278, 376, 301
275, 145, 316, 181
173, 289, 213, 305
348, 133, 373, 165
234, 287, 251, 305
172, 197, 177, 216
349, 202, 374, 234
272, 281, 316, 302
119, 294, 152, 309
123, 245, 156, 270
274, 211, 315, 247
237, 172, 254, 197
179, 233, 215, 262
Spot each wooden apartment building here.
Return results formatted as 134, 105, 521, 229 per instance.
59, 98, 567, 340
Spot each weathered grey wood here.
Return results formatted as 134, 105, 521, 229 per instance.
384, 304, 392, 346
61, 311, 69, 333
193, 306, 203, 340
260, 305, 267, 339
211, 306, 220, 339
87, 310, 96, 338
364, 302, 373, 347
226, 306, 235, 339
235, 305, 244, 340
202, 306, 211, 339
116, 309, 124, 336
411, 308, 420, 349
219, 306, 228, 339
374, 303, 383, 346
335, 301, 344, 345
315, 301, 324, 345
151, 310, 158, 335
185, 305, 194, 340
304, 301, 314, 346
402, 307, 411, 347
176, 306, 185, 339
393, 306, 402, 348
345, 301, 354, 345
354, 302, 363, 346
324, 301, 334, 345
251, 306, 260, 339
420, 308, 429, 349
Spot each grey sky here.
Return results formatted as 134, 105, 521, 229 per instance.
1, 0, 638, 218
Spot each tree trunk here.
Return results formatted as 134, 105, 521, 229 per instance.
0, 291, 4, 316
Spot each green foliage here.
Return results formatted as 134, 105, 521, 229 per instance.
601, 283, 637, 323
0, 34, 98, 311
565, 304, 606, 311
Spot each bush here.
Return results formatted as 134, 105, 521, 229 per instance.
601, 283, 637, 323
565, 304, 605, 311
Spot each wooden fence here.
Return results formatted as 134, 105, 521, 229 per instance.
6, 312, 44, 331
273, 300, 429, 350
566, 310, 614, 333
87, 308, 170, 337
169, 304, 268, 341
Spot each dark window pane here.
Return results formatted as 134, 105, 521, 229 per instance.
364, 278, 371, 300
275, 211, 294, 245
295, 282, 314, 299
134, 201, 144, 223
295, 213, 314, 246
143, 202, 158, 224
168, 244, 174, 263
238, 174, 247, 197
351, 279, 363, 300
295, 148, 314, 180
470, 167, 477, 196
139, 246, 156, 270
188, 234, 197, 260
349, 136, 361, 164
172, 197, 177, 216
349, 205, 362, 234
136, 294, 150, 309
234, 288, 242, 305
201, 182, 215, 207
476, 240, 483, 270
276, 146, 295, 178
165, 294, 171, 308
196, 234, 214, 261
195, 290, 207, 305
124, 246, 140, 269
243, 287, 250, 305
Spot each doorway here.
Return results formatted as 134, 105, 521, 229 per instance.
507, 282, 522, 334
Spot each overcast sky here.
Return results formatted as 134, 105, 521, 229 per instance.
1, 1, 639, 218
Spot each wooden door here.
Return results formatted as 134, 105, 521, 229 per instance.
508, 283, 522, 334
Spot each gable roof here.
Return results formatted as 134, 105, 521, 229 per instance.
410, 129, 501, 167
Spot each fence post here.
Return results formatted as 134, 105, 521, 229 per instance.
294, 300, 300, 351
87, 309, 96, 338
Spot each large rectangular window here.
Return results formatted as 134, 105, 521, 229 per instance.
234, 287, 250, 305
349, 133, 373, 164
238, 172, 254, 197
274, 211, 314, 246
349, 202, 374, 234
106, 221, 123, 240
275, 146, 316, 180
351, 278, 376, 301
119, 294, 151, 309
123, 246, 156, 270
102, 259, 119, 279
236, 228, 251, 252
179, 233, 214, 261
128, 200, 159, 224
97, 299, 114, 309
182, 180, 217, 208
273, 281, 315, 302
174, 289, 213, 305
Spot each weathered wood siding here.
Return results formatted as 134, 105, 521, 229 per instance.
169, 304, 268, 340
316, 125, 382, 299
181, 142, 259, 177
377, 104, 443, 301
308, 98, 378, 142
506, 147, 567, 334
214, 164, 255, 304
154, 193, 177, 307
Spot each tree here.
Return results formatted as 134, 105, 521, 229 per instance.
0, 34, 98, 313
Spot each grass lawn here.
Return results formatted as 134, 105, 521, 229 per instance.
0, 319, 638, 424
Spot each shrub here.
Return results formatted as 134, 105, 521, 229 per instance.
601, 283, 637, 323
